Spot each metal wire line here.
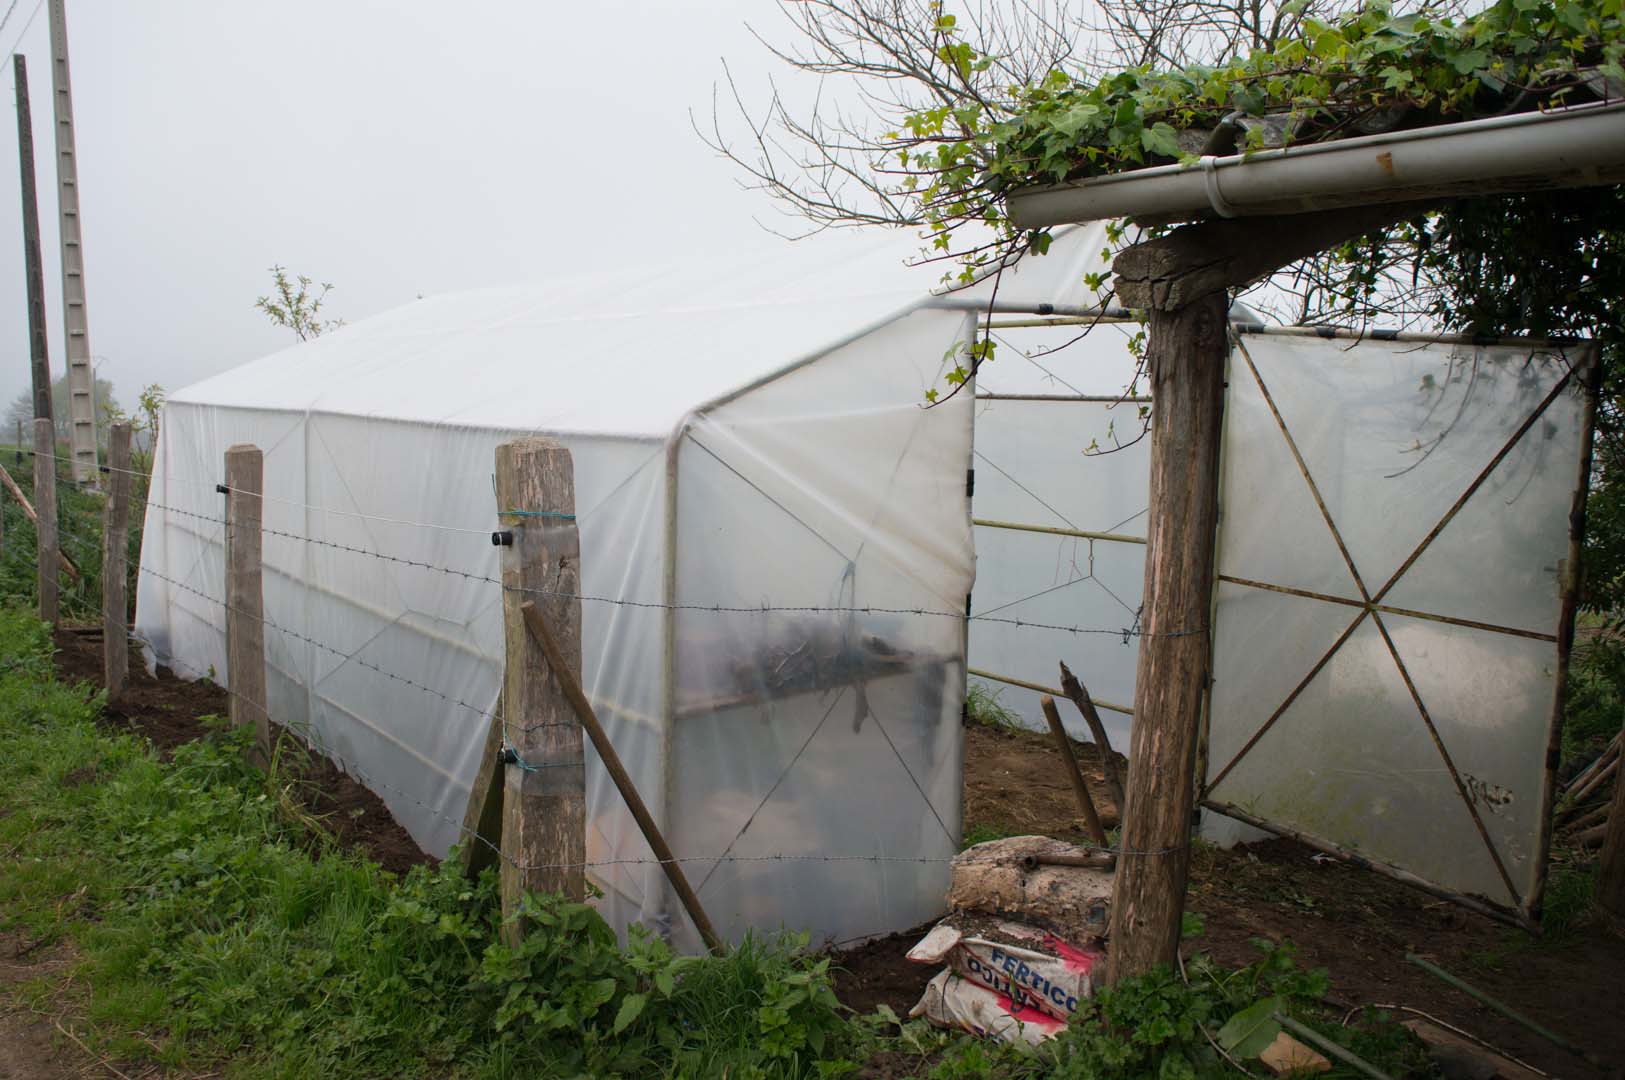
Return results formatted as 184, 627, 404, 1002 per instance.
116, 490, 1202, 640
135, 562, 503, 729
99, 631, 1198, 874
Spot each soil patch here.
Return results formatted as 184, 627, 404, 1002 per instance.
50, 626, 433, 877
838, 720, 1625, 1080
962, 720, 1124, 840
832, 925, 937, 1019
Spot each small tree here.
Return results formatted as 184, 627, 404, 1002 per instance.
256, 265, 344, 341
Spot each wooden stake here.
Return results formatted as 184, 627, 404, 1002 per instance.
1040, 695, 1109, 847
1566, 756, 1619, 815
1562, 734, 1620, 802
494, 437, 585, 943
457, 702, 506, 881
101, 422, 130, 700
0, 459, 77, 579
1106, 292, 1228, 985
224, 444, 268, 765
521, 600, 725, 954
1059, 661, 1127, 814
1599, 716, 1625, 917
33, 418, 57, 625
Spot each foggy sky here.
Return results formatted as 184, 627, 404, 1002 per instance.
0, 1, 843, 417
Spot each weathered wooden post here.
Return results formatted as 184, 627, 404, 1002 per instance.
494, 436, 584, 943
224, 444, 269, 764
101, 422, 131, 699
1087, 205, 1422, 984
1104, 294, 1228, 984
33, 418, 58, 625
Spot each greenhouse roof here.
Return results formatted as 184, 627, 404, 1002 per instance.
172, 224, 1113, 439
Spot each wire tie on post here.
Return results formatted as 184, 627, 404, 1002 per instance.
504, 508, 576, 521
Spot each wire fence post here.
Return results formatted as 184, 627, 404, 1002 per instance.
33, 418, 58, 626
494, 436, 584, 942
102, 422, 131, 699
224, 443, 269, 766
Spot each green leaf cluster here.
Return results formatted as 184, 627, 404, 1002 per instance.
891, 0, 1622, 273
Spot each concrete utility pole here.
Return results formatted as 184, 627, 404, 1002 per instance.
13, 55, 54, 427
48, 0, 97, 486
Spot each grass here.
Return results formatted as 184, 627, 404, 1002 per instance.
0, 440, 145, 623
965, 679, 1023, 732
0, 601, 1433, 1080
0, 606, 854, 1078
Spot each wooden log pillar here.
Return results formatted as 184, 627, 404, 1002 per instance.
494, 437, 584, 943
224, 444, 269, 765
1105, 291, 1228, 985
101, 422, 131, 699
33, 418, 58, 625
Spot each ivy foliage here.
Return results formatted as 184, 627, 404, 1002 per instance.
895, 0, 1622, 265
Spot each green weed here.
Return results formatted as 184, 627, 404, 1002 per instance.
965, 679, 1022, 732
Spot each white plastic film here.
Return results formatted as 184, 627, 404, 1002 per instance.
1206, 333, 1588, 910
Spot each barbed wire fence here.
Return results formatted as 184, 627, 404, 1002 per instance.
1, 440, 1175, 944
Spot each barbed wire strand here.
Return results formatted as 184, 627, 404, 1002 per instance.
117, 626, 1184, 872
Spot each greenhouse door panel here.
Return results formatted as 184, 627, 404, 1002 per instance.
1204, 331, 1593, 918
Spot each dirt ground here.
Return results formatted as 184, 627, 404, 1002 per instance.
838, 720, 1625, 1080
9, 634, 1624, 1078
50, 626, 433, 876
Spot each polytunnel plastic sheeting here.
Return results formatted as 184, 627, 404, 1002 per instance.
134, 230, 987, 951
669, 306, 975, 952
1204, 331, 1591, 913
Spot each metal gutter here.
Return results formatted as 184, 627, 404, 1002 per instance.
1008, 100, 1625, 228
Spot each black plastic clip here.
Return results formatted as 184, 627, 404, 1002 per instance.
215, 483, 230, 495
491, 529, 514, 547
498, 746, 518, 765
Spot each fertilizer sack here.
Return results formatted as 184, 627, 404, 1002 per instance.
906, 914, 1103, 1021
909, 969, 1067, 1046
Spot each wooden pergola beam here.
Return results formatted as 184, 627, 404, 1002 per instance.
1113, 202, 1430, 312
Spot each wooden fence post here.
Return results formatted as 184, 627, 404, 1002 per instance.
224, 444, 269, 765
102, 422, 131, 699
1106, 293, 1228, 985
494, 436, 584, 943
33, 418, 57, 626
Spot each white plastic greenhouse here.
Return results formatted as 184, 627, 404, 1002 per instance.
136, 218, 1595, 942
133, 225, 1123, 952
